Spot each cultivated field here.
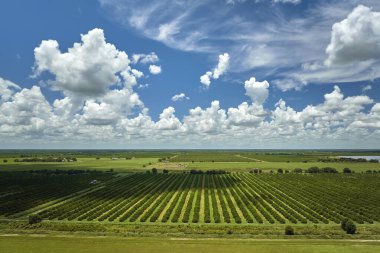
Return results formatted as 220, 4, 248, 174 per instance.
1, 150, 380, 252
1, 172, 379, 225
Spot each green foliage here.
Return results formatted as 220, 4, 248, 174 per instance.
1, 171, 379, 226
341, 219, 356, 234
284, 225, 294, 235
28, 214, 42, 224
345, 221, 356, 234
343, 168, 352, 173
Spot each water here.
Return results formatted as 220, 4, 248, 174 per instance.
339, 156, 380, 161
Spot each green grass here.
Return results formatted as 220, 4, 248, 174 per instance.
0, 157, 158, 172
1, 236, 379, 253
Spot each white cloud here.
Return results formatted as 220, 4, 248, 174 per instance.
227, 102, 267, 126
244, 77, 270, 105
138, 83, 150, 89
362, 85, 372, 92
200, 53, 229, 87
272, 78, 306, 92
100, 1, 380, 91
1, 81, 380, 148
155, 107, 182, 130
33, 28, 135, 97
325, 5, 380, 66
200, 72, 212, 87
149, 64, 162, 74
183, 101, 227, 134
0, 77, 21, 102
171, 93, 189, 102
212, 53, 230, 79
132, 52, 159, 64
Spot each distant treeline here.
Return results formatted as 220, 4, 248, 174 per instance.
249, 167, 380, 174
14, 157, 77, 162
319, 157, 379, 163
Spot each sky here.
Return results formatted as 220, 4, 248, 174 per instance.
0, 0, 380, 149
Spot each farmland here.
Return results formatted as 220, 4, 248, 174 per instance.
1, 150, 380, 252
1, 172, 379, 226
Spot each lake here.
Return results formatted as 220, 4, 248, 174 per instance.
339, 156, 380, 161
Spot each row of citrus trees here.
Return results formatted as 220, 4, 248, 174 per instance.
0, 172, 114, 217
34, 173, 379, 224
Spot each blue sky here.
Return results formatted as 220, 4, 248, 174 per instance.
0, 0, 380, 148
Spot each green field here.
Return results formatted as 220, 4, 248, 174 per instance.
1, 150, 380, 252
2, 150, 380, 173
1, 236, 379, 253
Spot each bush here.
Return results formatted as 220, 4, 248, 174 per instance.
345, 221, 356, 234
3, 159, 7, 163
277, 168, 283, 174
341, 218, 349, 230
28, 214, 42, 224
284, 225, 294, 235
151, 168, 158, 174
341, 219, 356, 234
343, 167, 351, 173
163, 169, 169, 174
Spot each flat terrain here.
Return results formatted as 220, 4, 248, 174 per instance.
1, 150, 380, 252
1, 172, 379, 225
1, 236, 379, 253
1, 150, 380, 173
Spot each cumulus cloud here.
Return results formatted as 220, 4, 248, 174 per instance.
149, 64, 162, 74
33, 28, 140, 97
244, 77, 270, 105
0, 77, 21, 102
325, 5, 380, 66
171, 93, 189, 102
227, 102, 267, 126
1, 80, 380, 148
132, 52, 159, 64
155, 107, 182, 130
200, 72, 212, 87
200, 53, 229, 87
183, 101, 227, 134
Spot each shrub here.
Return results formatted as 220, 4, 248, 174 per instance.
3, 159, 7, 163
284, 225, 294, 235
277, 168, 283, 174
343, 168, 351, 173
29, 214, 42, 224
341, 218, 349, 230
293, 168, 303, 174
163, 169, 169, 174
345, 221, 356, 234
151, 168, 158, 174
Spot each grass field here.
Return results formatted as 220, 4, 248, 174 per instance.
1, 236, 379, 253
2, 150, 380, 173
